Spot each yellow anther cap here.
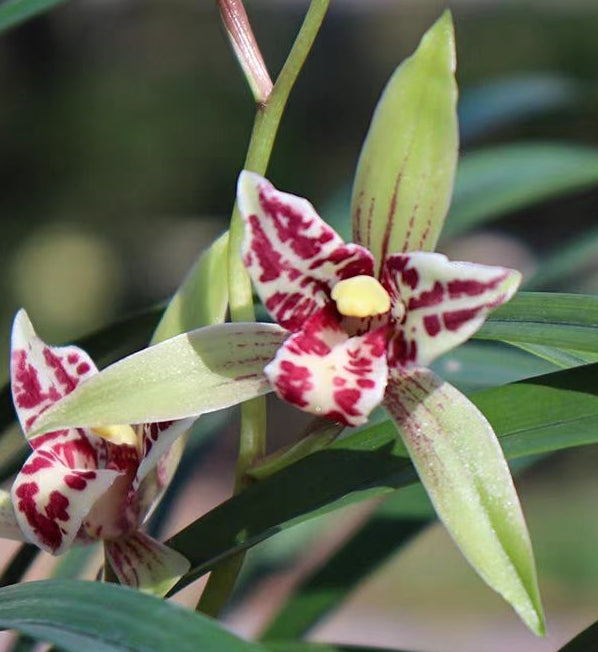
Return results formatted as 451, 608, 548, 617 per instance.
331, 275, 391, 318
92, 424, 138, 447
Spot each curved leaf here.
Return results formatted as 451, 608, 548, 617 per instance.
262, 486, 431, 641
351, 11, 458, 265
444, 143, 598, 238
459, 74, 581, 145
0, 580, 266, 652
558, 619, 598, 651
0, 0, 70, 32
476, 292, 598, 353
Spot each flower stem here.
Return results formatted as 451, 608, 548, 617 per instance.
197, 0, 330, 618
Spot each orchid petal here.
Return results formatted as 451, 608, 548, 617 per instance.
383, 252, 521, 367
12, 448, 121, 554
238, 171, 375, 332
265, 307, 388, 426
384, 367, 545, 635
11, 309, 97, 436
0, 489, 24, 541
105, 531, 190, 597
28, 323, 287, 436
351, 11, 458, 268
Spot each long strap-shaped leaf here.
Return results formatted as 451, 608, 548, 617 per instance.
0, 0, 71, 32
265, 644, 414, 652
476, 292, 598, 353
167, 363, 598, 592
0, 580, 267, 652
558, 618, 598, 651
262, 486, 432, 641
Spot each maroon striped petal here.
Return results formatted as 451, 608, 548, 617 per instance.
238, 171, 375, 332
105, 531, 190, 596
382, 252, 521, 367
11, 310, 98, 435
11, 448, 121, 554
265, 307, 388, 426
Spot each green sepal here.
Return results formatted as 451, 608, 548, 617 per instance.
384, 367, 545, 636
351, 10, 458, 269
28, 323, 286, 434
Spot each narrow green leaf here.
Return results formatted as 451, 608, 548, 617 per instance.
0, 0, 70, 32
151, 232, 229, 344
557, 619, 598, 651
444, 143, 598, 238
526, 223, 598, 291
351, 10, 458, 266
265, 644, 412, 652
459, 74, 581, 144
0, 545, 38, 588
432, 340, 555, 393
29, 323, 286, 434
262, 486, 431, 640
475, 364, 598, 459
166, 363, 598, 594
476, 292, 598, 353
0, 580, 267, 652
385, 368, 544, 635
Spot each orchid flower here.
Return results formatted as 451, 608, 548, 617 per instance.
238, 171, 520, 427
0, 310, 190, 596
238, 171, 544, 633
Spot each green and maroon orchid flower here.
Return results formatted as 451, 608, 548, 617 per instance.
0, 310, 190, 595
238, 170, 520, 427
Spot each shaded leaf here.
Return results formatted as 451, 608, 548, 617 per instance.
262, 486, 431, 640
526, 224, 598, 291
459, 74, 581, 145
0, 580, 267, 652
443, 143, 598, 238
558, 619, 598, 651
0, 544, 38, 588
265, 644, 413, 652
351, 11, 458, 266
0, 0, 70, 33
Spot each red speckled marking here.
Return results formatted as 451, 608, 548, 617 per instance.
276, 361, 314, 408
240, 175, 374, 332
15, 482, 68, 552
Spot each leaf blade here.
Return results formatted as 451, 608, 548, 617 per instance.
0, 580, 267, 652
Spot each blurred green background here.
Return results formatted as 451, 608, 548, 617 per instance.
2, 0, 598, 343
2, 1, 598, 651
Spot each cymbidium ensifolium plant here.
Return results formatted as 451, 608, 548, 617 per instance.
4, 12, 545, 635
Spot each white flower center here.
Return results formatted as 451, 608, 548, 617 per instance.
331, 275, 391, 318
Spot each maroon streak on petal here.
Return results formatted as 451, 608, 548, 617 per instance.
11, 310, 98, 435
12, 446, 122, 554
238, 172, 374, 332
265, 307, 389, 426
382, 252, 521, 368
